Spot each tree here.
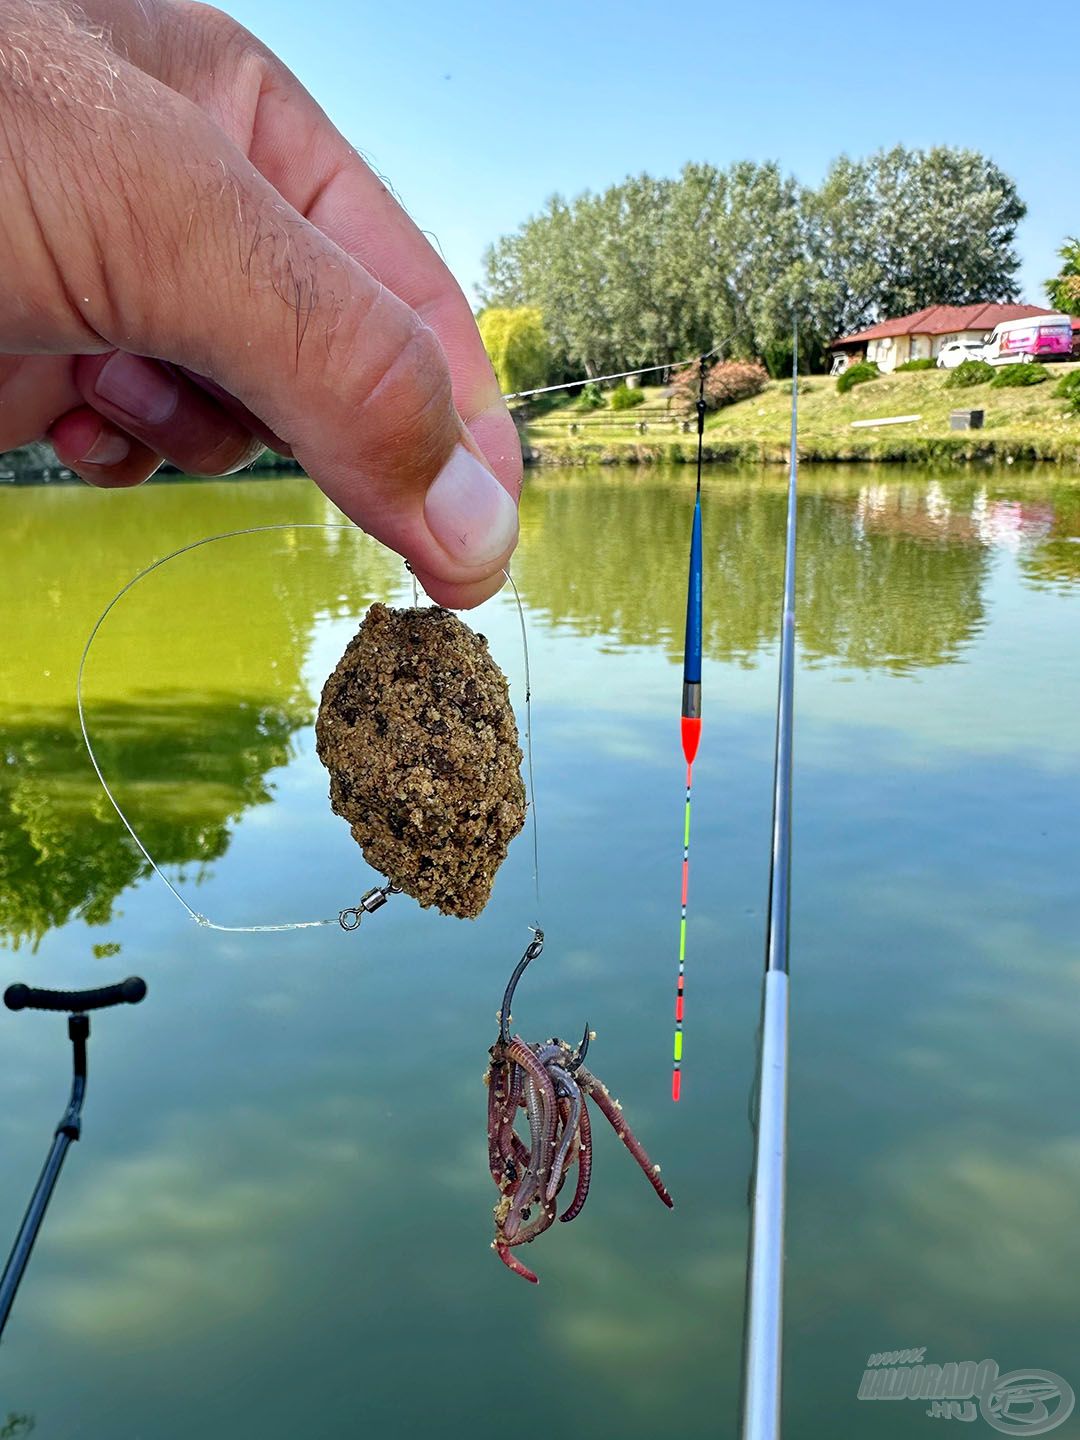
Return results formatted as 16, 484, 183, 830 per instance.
480, 146, 1025, 373
1045, 237, 1080, 315
810, 147, 1025, 340
477, 306, 552, 395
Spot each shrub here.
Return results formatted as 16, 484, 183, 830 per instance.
671, 359, 769, 413
990, 362, 1048, 388
895, 358, 936, 372
944, 359, 994, 389
1054, 369, 1080, 415
576, 382, 605, 410
761, 341, 796, 380
836, 361, 880, 394
609, 383, 646, 411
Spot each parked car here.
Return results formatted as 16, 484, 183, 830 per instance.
936, 340, 986, 368
983, 314, 1074, 366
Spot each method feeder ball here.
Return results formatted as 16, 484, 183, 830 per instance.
316, 604, 526, 919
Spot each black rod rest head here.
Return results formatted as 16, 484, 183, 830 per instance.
4, 977, 147, 1013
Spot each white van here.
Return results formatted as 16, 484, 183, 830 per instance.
983, 314, 1074, 366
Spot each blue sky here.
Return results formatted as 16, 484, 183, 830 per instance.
222, 0, 1076, 311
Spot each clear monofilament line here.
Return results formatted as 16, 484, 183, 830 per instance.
504, 570, 542, 929
76, 523, 353, 933
671, 759, 694, 1101
77, 525, 541, 937
671, 355, 707, 1101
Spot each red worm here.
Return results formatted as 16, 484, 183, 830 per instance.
495, 1242, 538, 1284
506, 1040, 558, 1189
579, 1068, 674, 1209
559, 1095, 592, 1223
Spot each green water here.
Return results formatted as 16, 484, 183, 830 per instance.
0, 466, 1078, 1438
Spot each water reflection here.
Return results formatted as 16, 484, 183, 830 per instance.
0, 701, 305, 949
0, 481, 401, 949
1, 468, 1078, 950
516, 470, 1080, 674
0, 467, 1078, 1438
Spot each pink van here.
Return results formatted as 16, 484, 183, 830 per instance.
983, 314, 1074, 365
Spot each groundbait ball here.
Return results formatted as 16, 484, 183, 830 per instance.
315, 604, 526, 919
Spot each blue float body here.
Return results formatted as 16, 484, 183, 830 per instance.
683, 498, 703, 688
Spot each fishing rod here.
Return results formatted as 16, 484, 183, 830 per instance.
740, 323, 799, 1440
0, 976, 147, 1342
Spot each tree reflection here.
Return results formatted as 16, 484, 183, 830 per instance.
516, 471, 992, 673
0, 699, 305, 949
0, 478, 401, 949
1020, 487, 1080, 589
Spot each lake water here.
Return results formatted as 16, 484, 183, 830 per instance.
1, 465, 1078, 1438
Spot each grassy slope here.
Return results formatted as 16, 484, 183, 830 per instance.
523, 366, 1080, 465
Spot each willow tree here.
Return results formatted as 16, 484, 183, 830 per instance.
477, 306, 552, 395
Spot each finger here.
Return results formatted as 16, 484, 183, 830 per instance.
0, 356, 82, 453
73, 353, 266, 476
48, 406, 163, 488
10, 34, 517, 605
174, 368, 293, 457
82, 2, 522, 502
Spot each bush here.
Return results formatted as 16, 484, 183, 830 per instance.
836, 361, 880, 394
1054, 369, 1080, 415
894, 358, 936, 372
576, 382, 605, 410
761, 341, 796, 380
671, 359, 769, 413
609, 383, 646, 411
990, 362, 1048, 388
944, 359, 994, 389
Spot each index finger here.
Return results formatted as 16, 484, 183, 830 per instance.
99, 1, 522, 498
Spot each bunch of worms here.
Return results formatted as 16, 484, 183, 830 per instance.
485, 939, 673, 1283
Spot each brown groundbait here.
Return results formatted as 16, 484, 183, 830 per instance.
315, 604, 526, 919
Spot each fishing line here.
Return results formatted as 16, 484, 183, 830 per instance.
503, 570, 542, 927
77, 523, 542, 937
502, 344, 724, 401
669, 355, 707, 1102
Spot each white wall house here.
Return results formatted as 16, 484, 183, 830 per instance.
833, 304, 1078, 374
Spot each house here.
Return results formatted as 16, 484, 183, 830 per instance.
830, 304, 1080, 372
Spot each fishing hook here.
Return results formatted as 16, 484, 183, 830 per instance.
498, 930, 545, 1046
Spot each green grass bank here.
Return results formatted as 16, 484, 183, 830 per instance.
522, 365, 1080, 465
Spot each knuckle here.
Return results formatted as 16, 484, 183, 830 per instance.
353, 323, 456, 477
175, 2, 276, 79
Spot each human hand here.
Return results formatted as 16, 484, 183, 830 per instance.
0, 0, 520, 606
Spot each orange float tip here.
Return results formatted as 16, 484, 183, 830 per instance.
672, 1070, 682, 1102
680, 716, 701, 766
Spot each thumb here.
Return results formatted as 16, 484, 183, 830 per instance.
13, 29, 517, 606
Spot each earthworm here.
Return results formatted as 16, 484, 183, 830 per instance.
502, 1073, 547, 1241
545, 1064, 582, 1202
495, 1241, 538, 1284
559, 1094, 592, 1223
506, 1040, 557, 1186
578, 1068, 674, 1209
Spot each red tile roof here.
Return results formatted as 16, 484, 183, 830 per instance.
832, 304, 1079, 348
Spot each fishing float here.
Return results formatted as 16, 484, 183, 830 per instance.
671, 355, 707, 1103
740, 322, 800, 1440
